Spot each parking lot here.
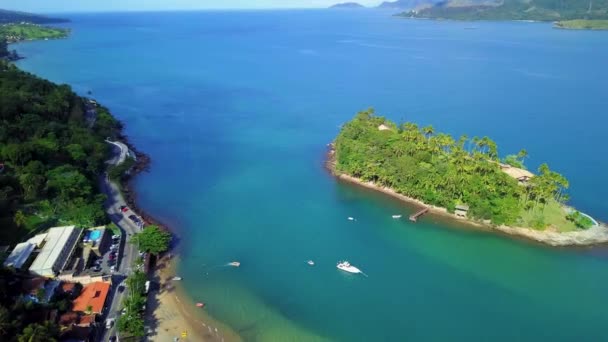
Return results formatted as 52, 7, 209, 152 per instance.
86, 233, 122, 276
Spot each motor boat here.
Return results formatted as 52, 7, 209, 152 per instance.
228, 261, 241, 267
172, 276, 182, 281
392, 215, 402, 219
196, 302, 205, 308
336, 261, 363, 274
307, 260, 315, 266
348, 217, 355, 221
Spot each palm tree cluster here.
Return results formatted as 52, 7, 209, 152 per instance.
334, 109, 570, 227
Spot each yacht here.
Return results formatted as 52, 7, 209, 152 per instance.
348, 217, 355, 221
392, 215, 402, 219
228, 261, 241, 267
307, 260, 315, 266
336, 261, 362, 274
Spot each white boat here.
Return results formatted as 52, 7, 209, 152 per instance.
348, 217, 355, 221
172, 276, 182, 281
228, 261, 241, 267
392, 215, 402, 219
307, 260, 315, 266
336, 261, 362, 274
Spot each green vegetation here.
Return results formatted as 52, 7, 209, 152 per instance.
0, 24, 68, 43
566, 210, 595, 229
404, 0, 608, 22
555, 19, 608, 30
334, 109, 577, 230
0, 267, 82, 342
0, 60, 122, 244
117, 270, 147, 338
130, 225, 172, 255
0, 9, 68, 25
108, 156, 136, 182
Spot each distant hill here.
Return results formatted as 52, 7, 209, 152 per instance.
404, 0, 608, 21
0, 8, 69, 24
377, 0, 442, 10
330, 2, 366, 9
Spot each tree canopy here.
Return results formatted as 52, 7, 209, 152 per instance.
130, 225, 171, 254
0, 61, 121, 243
334, 109, 578, 230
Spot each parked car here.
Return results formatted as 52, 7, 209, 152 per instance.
110, 245, 118, 251
108, 254, 116, 261
109, 336, 117, 342
105, 318, 114, 329
92, 266, 101, 272
110, 265, 116, 272
120, 205, 129, 212
94, 259, 103, 265
118, 284, 125, 293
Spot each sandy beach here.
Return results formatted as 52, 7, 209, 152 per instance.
145, 255, 241, 342
327, 148, 608, 247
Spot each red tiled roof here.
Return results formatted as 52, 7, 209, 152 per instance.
61, 282, 77, 293
59, 312, 79, 326
72, 282, 110, 314
78, 314, 96, 326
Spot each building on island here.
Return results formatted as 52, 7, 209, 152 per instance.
72, 281, 111, 315
500, 164, 534, 184
455, 204, 470, 218
3, 242, 36, 269
29, 226, 82, 277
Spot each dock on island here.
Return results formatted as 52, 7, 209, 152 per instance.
409, 207, 429, 222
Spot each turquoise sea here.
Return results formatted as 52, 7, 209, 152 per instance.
16, 10, 608, 341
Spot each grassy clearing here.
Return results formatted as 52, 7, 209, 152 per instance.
519, 200, 579, 232
555, 20, 608, 30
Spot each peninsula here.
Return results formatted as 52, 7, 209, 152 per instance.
329, 109, 608, 246
401, 0, 608, 30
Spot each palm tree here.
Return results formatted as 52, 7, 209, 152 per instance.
517, 149, 528, 166
422, 125, 434, 140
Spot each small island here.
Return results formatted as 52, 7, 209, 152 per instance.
329, 109, 608, 246
330, 2, 366, 9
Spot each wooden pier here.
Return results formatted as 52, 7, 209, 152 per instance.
409, 207, 429, 222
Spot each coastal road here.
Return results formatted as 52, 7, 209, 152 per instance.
99, 141, 143, 342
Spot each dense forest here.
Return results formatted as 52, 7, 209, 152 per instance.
333, 109, 591, 230
0, 60, 121, 245
404, 0, 608, 21
0, 9, 69, 25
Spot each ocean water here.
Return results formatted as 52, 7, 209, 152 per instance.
16, 10, 608, 341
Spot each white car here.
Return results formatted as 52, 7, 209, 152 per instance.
112, 234, 120, 240
105, 318, 115, 329
110, 265, 116, 272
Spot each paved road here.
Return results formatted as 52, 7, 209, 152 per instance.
99, 141, 144, 342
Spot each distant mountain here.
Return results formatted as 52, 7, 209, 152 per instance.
377, 0, 442, 10
0, 9, 69, 24
404, 0, 608, 21
330, 2, 366, 9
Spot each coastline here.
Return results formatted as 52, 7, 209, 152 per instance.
148, 254, 241, 342
326, 145, 608, 247
115, 133, 243, 341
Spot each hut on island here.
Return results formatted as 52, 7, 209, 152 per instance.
455, 205, 469, 218
500, 164, 534, 184
378, 124, 391, 131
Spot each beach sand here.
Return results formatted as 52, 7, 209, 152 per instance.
146, 255, 241, 342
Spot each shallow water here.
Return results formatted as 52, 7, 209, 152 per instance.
16, 10, 608, 341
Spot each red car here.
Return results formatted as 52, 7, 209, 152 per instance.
120, 206, 129, 213
108, 254, 116, 260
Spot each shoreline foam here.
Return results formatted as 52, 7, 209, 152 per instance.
326, 145, 608, 247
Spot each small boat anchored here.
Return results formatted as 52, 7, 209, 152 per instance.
196, 302, 205, 308
392, 215, 402, 219
172, 276, 182, 281
228, 261, 241, 267
307, 260, 315, 266
337, 261, 366, 276
348, 217, 355, 221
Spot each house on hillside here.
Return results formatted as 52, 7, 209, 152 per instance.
29, 226, 82, 277
500, 164, 534, 184
72, 281, 111, 315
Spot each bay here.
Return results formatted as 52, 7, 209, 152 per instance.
16, 10, 608, 341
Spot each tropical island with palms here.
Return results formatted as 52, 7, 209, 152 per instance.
329, 109, 608, 245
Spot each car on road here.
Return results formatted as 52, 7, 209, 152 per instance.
112, 234, 121, 240
110, 245, 118, 251
108, 254, 116, 261
121, 206, 129, 213
109, 336, 117, 342
92, 265, 101, 272
118, 284, 125, 293
110, 265, 116, 272
105, 318, 115, 329
94, 259, 103, 265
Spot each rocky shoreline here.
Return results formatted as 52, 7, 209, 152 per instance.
326, 144, 608, 247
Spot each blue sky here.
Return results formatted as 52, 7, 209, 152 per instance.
2, 0, 385, 13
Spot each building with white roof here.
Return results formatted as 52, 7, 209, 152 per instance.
3, 242, 36, 269
29, 226, 82, 277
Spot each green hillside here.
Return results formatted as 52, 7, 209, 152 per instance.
404, 0, 608, 21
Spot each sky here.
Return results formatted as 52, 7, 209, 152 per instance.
2, 0, 386, 13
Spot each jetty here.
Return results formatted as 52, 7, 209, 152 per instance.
409, 207, 429, 222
